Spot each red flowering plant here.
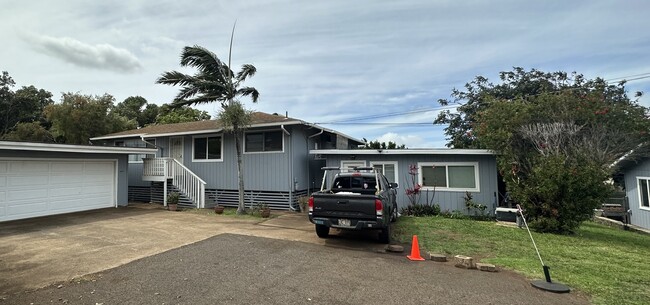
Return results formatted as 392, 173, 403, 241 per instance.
402, 164, 440, 216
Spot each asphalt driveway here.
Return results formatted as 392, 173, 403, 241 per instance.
2, 234, 589, 305
0, 205, 590, 304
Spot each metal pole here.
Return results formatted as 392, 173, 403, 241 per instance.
517, 204, 545, 267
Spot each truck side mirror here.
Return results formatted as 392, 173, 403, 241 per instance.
389, 182, 399, 189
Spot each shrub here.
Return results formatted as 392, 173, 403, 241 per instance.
513, 156, 612, 234
400, 203, 441, 217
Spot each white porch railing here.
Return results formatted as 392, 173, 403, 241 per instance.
142, 158, 206, 208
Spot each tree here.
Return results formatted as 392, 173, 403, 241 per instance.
361, 138, 406, 149
156, 45, 259, 214
2, 122, 54, 142
114, 96, 161, 128
0, 71, 54, 135
439, 68, 650, 233
44, 93, 136, 144
155, 104, 210, 124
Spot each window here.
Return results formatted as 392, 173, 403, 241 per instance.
418, 162, 479, 191
245, 131, 283, 153
341, 160, 366, 171
638, 177, 650, 209
370, 162, 398, 183
117, 139, 155, 163
193, 136, 222, 161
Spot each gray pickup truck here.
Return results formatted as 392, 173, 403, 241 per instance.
308, 167, 398, 243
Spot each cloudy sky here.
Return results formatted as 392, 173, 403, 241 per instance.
2, 0, 649, 147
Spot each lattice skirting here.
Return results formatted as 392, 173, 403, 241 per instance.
128, 184, 309, 210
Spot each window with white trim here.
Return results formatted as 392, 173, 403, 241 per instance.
637, 177, 650, 209
418, 162, 479, 191
341, 160, 366, 171
116, 139, 155, 163
193, 136, 222, 161
370, 161, 398, 183
245, 131, 283, 152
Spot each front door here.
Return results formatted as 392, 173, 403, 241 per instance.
169, 137, 184, 164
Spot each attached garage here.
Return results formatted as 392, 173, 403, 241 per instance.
0, 141, 157, 222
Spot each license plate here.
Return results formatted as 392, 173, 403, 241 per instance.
314, 220, 324, 225
339, 218, 351, 226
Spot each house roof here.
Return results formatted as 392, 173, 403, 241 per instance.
310, 148, 495, 155
0, 141, 157, 154
90, 111, 364, 144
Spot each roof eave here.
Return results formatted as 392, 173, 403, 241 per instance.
309, 149, 495, 155
0, 141, 157, 155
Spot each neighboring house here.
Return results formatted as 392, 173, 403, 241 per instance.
90, 112, 364, 210
613, 154, 650, 230
312, 149, 499, 213
0, 141, 156, 222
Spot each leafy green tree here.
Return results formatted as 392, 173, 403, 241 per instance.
44, 93, 136, 144
444, 68, 650, 233
156, 45, 259, 214
155, 104, 210, 124
1, 122, 54, 143
0, 71, 54, 135
114, 96, 160, 127
362, 139, 406, 149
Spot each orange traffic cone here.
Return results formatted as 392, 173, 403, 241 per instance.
407, 235, 425, 261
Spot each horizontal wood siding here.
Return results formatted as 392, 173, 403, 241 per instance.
149, 129, 291, 192
323, 154, 498, 214
623, 159, 650, 229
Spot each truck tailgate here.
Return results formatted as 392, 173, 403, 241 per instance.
311, 193, 377, 220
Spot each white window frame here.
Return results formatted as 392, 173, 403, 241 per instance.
370, 161, 398, 183
636, 176, 650, 211
341, 160, 366, 171
243, 130, 285, 154
417, 162, 480, 192
126, 139, 155, 163
192, 134, 224, 162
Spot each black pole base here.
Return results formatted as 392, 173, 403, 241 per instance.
531, 280, 571, 293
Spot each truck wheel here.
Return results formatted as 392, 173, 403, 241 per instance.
315, 224, 330, 238
379, 225, 391, 244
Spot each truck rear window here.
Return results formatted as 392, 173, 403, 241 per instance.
333, 177, 377, 190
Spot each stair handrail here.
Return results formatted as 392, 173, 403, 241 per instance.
168, 159, 206, 208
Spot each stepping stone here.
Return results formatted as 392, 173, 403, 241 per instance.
386, 244, 404, 253
428, 253, 447, 262
476, 263, 497, 272
454, 255, 476, 269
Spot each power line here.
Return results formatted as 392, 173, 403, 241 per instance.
323, 106, 449, 123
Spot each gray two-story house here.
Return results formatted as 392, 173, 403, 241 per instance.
91, 112, 363, 210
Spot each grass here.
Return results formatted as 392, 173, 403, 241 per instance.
394, 217, 650, 305
183, 207, 278, 220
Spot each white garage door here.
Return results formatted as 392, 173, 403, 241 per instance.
0, 159, 116, 222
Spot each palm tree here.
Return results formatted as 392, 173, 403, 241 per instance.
156, 45, 259, 214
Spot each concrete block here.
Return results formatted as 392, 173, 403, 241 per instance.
454, 255, 476, 269
428, 253, 447, 262
476, 263, 497, 272
386, 244, 404, 253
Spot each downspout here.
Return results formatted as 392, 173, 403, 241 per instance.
281, 125, 298, 211
307, 128, 324, 196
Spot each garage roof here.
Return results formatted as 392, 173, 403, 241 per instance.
0, 141, 157, 154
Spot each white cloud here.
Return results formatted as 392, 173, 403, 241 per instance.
376, 132, 426, 148
24, 34, 142, 73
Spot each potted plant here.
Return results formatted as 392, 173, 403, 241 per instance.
214, 204, 225, 214
298, 196, 309, 213
167, 192, 180, 211
259, 203, 271, 218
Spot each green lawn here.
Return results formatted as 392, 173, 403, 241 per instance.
183, 207, 277, 219
394, 217, 650, 305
